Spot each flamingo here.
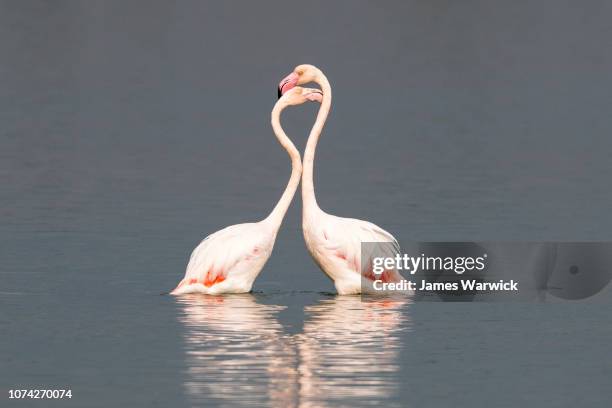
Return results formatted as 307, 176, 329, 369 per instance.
171, 87, 323, 295
278, 65, 405, 295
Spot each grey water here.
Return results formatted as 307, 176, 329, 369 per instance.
2, 1, 612, 407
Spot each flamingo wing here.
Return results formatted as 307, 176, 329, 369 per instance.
316, 215, 401, 280
182, 223, 270, 287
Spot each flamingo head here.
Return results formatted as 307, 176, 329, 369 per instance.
279, 86, 323, 106
278, 64, 321, 98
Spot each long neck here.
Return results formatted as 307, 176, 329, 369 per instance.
302, 73, 332, 216
263, 103, 302, 230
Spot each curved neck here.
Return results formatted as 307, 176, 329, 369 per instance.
302, 73, 332, 216
263, 102, 302, 230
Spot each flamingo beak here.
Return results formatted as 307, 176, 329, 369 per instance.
278, 72, 299, 99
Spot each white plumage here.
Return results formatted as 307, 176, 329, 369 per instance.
171, 87, 322, 295
279, 64, 405, 294
172, 222, 275, 295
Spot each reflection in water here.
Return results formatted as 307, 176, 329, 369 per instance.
176, 294, 297, 407
298, 296, 411, 408
176, 295, 411, 408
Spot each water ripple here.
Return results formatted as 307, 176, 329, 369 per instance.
176, 294, 411, 407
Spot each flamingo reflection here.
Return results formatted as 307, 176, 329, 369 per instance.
297, 296, 411, 408
176, 294, 411, 408
176, 294, 298, 407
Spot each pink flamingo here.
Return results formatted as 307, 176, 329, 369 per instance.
171, 87, 323, 295
279, 65, 404, 294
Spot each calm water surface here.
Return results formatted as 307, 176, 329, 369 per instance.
2, 1, 612, 407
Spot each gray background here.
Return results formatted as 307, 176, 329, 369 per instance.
1, 1, 612, 407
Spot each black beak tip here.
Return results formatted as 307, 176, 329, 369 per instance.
277, 87, 282, 99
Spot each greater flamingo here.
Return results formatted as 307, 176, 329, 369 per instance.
279, 65, 404, 294
171, 87, 323, 295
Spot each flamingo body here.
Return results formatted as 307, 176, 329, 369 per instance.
171, 86, 321, 295
279, 64, 405, 294
171, 222, 275, 295
304, 210, 402, 294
